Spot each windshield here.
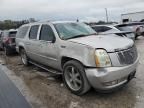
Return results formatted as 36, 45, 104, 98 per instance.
54, 23, 96, 40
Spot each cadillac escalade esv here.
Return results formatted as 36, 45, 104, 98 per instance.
16, 21, 139, 95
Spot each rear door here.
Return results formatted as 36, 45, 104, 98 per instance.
37, 24, 59, 69
25, 25, 41, 62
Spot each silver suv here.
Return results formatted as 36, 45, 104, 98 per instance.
16, 21, 139, 95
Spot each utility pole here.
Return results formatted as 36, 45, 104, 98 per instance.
76, 18, 79, 22
105, 8, 108, 23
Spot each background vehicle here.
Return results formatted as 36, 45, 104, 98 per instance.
91, 25, 135, 41
16, 21, 138, 95
1, 29, 17, 55
0, 31, 2, 50
115, 22, 144, 39
0, 30, 2, 36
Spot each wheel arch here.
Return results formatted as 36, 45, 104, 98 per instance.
18, 46, 25, 52
61, 56, 84, 69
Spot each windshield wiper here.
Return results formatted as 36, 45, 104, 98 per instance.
66, 34, 87, 40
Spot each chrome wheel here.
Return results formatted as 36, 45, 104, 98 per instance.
64, 66, 82, 91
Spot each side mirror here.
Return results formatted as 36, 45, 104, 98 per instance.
51, 36, 56, 43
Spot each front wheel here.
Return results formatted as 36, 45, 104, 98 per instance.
63, 60, 91, 95
20, 49, 29, 66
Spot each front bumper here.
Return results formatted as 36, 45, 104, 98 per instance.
85, 58, 139, 91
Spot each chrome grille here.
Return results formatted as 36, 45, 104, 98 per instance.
117, 46, 138, 65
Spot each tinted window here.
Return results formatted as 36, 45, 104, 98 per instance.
102, 26, 111, 32
9, 31, 17, 37
39, 25, 55, 41
29, 25, 39, 39
17, 26, 29, 38
92, 26, 111, 32
92, 26, 103, 32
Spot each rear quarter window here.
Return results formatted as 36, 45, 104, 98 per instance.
29, 25, 39, 39
9, 31, 17, 37
17, 26, 30, 38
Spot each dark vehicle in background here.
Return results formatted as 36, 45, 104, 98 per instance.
0, 30, 2, 36
1, 29, 17, 55
116, 22, 144, 39
0, 31, 2, 50
91, 25, 135, 41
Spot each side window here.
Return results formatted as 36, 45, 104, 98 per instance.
92, 26, 103, 32
102, 26, 112, 32
39, 25, 55, 41
92, 26, 111, 32
17, 26, 29, 38
29, 25, 39, 39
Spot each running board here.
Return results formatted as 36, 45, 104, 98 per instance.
29, 61, 62, 75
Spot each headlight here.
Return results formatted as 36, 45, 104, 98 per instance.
95, 49, 111, 67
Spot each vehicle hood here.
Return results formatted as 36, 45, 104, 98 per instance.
68, 34, 134, 52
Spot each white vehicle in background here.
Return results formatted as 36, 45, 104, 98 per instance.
91, 25, 135, 41
115, 22, 144, 39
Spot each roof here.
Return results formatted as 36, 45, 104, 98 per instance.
52, 21, 77, 24
20, 21, 79, 28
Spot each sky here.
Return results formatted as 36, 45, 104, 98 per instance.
0, 0, 144, 22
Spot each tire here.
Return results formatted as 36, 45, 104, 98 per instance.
4, 46, 10, 56
135, 28, 141, 39
63, 60, 91, 95
20, 48, 29, 66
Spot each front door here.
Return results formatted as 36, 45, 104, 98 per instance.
37, 24, 59, 69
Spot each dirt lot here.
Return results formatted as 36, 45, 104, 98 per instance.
0, 37, 144, 108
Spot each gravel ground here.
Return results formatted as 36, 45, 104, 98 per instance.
0, 37, 144, 108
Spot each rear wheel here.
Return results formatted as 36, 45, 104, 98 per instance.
20, 49, 29, 66
63, 60, 91, 95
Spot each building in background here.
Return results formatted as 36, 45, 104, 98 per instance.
121, 11, 144, 23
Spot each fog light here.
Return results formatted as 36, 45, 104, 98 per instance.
104, 80, 118, 86
103, 77, 127, 86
